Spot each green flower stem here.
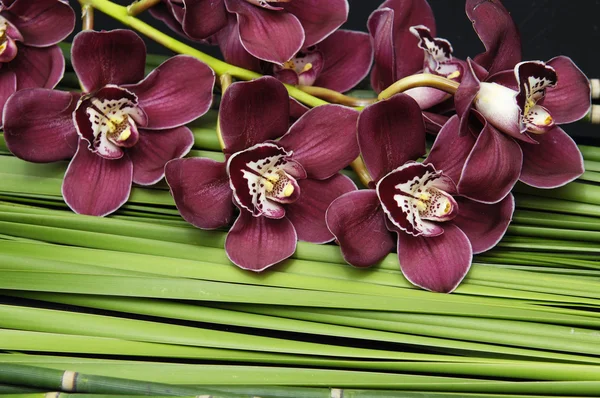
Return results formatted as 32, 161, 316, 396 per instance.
77, 0, 329, 109
126, 0, 161, 16
514, 181, 600, 206
81, 4, 94, 31
297, 85, 376, 107
378, 73, 460, 100
215, 74, 233, 151
580, 144, 600, 162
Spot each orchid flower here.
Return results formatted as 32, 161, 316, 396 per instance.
450, 0, 589, 204
0, 0, 75, 126
368, 0, 436, 94
326, 95, 514, 293
3, 29, 215, 216
165, 76, 359, 271
151, 0, 348, 65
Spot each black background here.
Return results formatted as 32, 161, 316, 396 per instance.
67, 0, 600, 143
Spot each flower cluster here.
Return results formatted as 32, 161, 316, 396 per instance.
1, 0, 591, 293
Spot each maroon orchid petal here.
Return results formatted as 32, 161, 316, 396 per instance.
0, 36, 18, 63
2, 0, 75, 47
273, 68, 299, 85
62, 140, 133, 217
129, 126, 194, 186
466, 0, 521, 75
487, 69, 518, 90
227, 143, 305, 219
357, 93, 426, 183
124, 55, 214, 130
289, 97, 309, 120
278, 104, 359, 180
4, 88, 79, 162
181, 0, 228, 40
0, 70, 16, 126
397, 223, 472, 293
165, 157, 235, 229
224, 0, 304, 64
215, 14, 263, 72
424, 115, 476, 185
220, 76, 289, 154
149, 2, 187, 37
280, 0, 348, 48
377, 162, 458, 238
422, 111, 449, 135
405, 87, 451, 110
543, 56, 591, 124
73, 85, 146, 160
458, 121, 522, 204
368, 8, 395, 93
7, 44, 64, 90
71, 30, 146, 93
455, 59, 484, 137
225, 209, 297, 271
326, 190, 395, 268
286, 174, 356, 244
381, 0, 436, 79
313, 29, 373, 92
519, 126, 584, 189
453, 194, 514, 254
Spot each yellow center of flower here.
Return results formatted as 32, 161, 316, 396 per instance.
447, 70, 461, 80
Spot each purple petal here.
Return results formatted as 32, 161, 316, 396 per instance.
71, 30, 146, 92
280, 0, 348, 48
225, 209, 297, 271
215, 15, 263, 71
542, 56, 591, 124
454, 59, 483, 137
286, 174, 356, 244
224, 0, 304, 64
0, 70, 16, 126
62, 140, 133, 217
453, 194, 514, 254
519, 126, 584, 188
357, 93, 426, 183
466, 0, 521, 75
2, 0, 75, 47
397, 223, 472, 293
149, 2, 187, 37
3, 88, 79, 162
326, 190, 395, 267
289, 97, 309, 121
458, 122, 522, 204
368, 8, 396, 93
181, 0, 228, 40
273, 68, 300, 85
7, 44, 64, 90
424, 115, 475, 185
165, 157, 235, 229
220, 76, 289, 154
0, 35, 18, 63
278, 104, 359, 180
422, 111, 448, 135
382, 0, 436, 78
313, 29, 373, 92
405, 87, 451, 110
124, 55, 214, 130
129, 126, 194, 186
487, 69, 518, 90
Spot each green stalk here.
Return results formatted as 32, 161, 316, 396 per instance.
77, 0, 329, 109
0, 364, 242, 397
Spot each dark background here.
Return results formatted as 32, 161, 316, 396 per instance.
67, 0, 600, 143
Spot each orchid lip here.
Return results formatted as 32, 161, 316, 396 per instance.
73, 84, 146, 160
376, 162, 458, 238
227, 142, 305, 219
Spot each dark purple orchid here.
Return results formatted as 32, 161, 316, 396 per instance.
450, 0, 590, 204
3, 29, 215, 216
0, 0, 75, 126
367, 0, 436, 94
326, 95, 514, 293
152, 0, 348, 65
165, 76, 359, 271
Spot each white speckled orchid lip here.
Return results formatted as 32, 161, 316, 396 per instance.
227, 142, 305, 219
0, 15, 19, 63
376, 162, 458, 238
73, 84, 147, 160
409, 25, 457, 78
272, 48, 324, 86
515, 60, 557, 134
